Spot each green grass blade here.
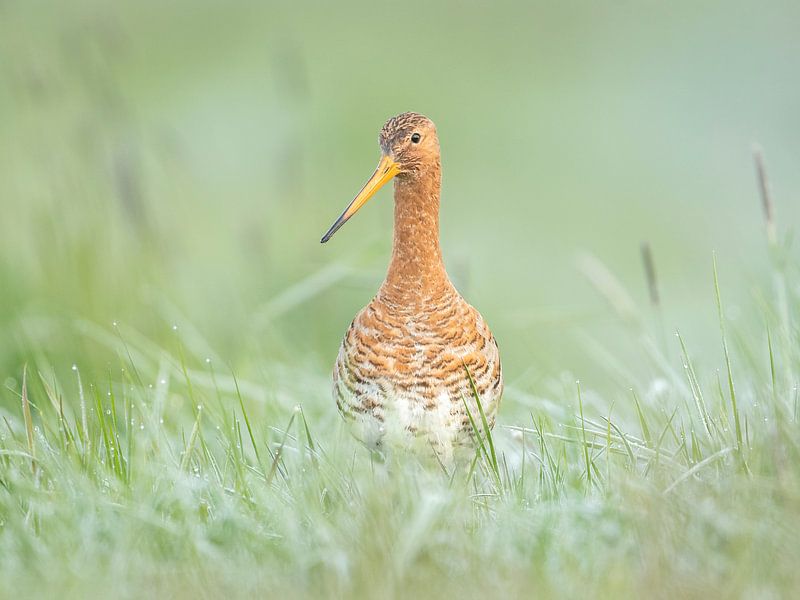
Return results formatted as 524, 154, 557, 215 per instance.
577, 381, 592, 490
713, 254, 744, 460
463, 363, 499, 479
21, 366, 36, 474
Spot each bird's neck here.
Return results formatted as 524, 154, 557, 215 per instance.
381, 161, 450, 301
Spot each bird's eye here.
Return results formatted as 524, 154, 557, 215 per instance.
410, 133, 421, 143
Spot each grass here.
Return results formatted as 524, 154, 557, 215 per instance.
1, 223, 799, 598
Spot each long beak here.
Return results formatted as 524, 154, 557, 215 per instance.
320, 154, 400, 243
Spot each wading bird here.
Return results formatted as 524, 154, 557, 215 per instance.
321, 112, 502, 462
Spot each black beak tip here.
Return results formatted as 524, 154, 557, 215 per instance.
320, 218, 345, 244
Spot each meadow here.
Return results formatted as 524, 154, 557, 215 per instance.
1, 1, 799, 598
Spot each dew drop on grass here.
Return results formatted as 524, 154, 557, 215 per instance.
172, 324, 178, 331
159, 418, 164, 424
71, 364, 77, 371
106, 409, 111, 415
112, 321, 118, 327
139, 424, 145, 430
160, 379, 166, 385
205, 358, 211, 364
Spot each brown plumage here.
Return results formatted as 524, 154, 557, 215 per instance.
321, 112, 502, 462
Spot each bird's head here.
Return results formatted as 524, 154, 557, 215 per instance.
379, 112, 440, 176
321, 112, 439, 243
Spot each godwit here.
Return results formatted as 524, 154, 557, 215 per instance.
321, 112, 502, 461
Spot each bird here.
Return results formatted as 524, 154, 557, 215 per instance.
320, 112, 502, 463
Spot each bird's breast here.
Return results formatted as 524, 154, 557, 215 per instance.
332, 288, 502, 456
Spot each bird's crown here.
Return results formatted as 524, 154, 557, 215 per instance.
379, 112, 434, 148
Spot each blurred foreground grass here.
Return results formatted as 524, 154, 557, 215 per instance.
1, 1, 800, 597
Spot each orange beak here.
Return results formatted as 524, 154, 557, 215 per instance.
320, 154, 401, 243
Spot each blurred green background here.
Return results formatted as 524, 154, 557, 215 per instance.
1, 0, 798, 405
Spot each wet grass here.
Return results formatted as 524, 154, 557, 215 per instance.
1, 234, 799, 598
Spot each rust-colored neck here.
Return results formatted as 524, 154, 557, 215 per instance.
380, 160, 449, 301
